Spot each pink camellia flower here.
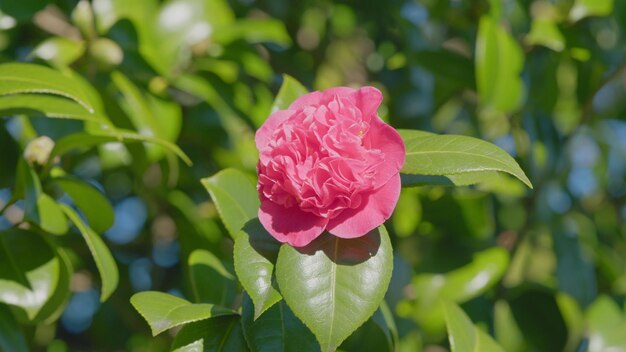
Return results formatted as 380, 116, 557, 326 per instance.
255, 86, 405, 247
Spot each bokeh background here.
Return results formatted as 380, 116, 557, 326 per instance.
1, 0, 625, 351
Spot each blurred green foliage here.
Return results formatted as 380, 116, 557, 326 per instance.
0, 0, 625, 351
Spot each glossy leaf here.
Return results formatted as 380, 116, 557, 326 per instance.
443, 301, 505, 352
270, 74, 309, 113
146, 0, 235, 75
525, 20, 565, 52
50, 129, 192, 165
373, 302, 399, 352
553, 229, 596, 307
188, 249, 237, 306
110, 71, 182, 161
414, 50, 475, 89
275, 226, 393, 352
0, 304, 28, 352
171, 315, 248, 352
201, 168, 259, 238
399, 129, 532, 188
61, 204, 118, 302
30, 246, 73, 324
475, 16, 524, 113
340, 304, 398, 352
0, 229, 61, 319
241, 294, 319, 352
0, 95, 108, 124
557, 293, 585, 352
213, 19, 292, 46
234, 219, 282, 319
0, 63, 94, 112
51, 177, 114, 233
391, 188, 421, 237
167, 190, 222, 245
586, 295, 626, 351
413, 247, 509, 304
35, 194, 69, 235
17, 160, 68, 235
494, 300, 526, 352
508, 287, 567, 351
31, 37, 85, 67
130, 291, 237, 336
569, 0, 613, 22
401, 171, 501, 188
173, 75, 257, 169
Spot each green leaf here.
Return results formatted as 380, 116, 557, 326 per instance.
569, 0, 613, 21
586, 295, 626, 351
110, 71, 182, 161
0, 304, 28, 352
17, 159, 68, 235
188, 249, 237, 306
171, 316, 248, 352
508, 287, 567, 351
414, 50, 475, 89
475, 16, 524, 113
31, 37, 85, 68
413, 247, 509, 304
372, 302, 399, 352
146, 0, 235, 75
405, 247, 509, 337
241, 294, 319, 352
557, 293, 585, 352
391, 188, 421, 237
36, 194, 69, 235
173, 75, 257, 169
0, 95, 108, 124
270, 75, 309, 113
92, 0, 159, 35
0, 229, 61, 319
168, 190, 222, 246
0, 63, 94, 113
399, 129, 532, 188
61, 204, 119, 302
201, 169, 259, 238
553, 227, 596, 307
30, 246, 73, 324
51, 177, 114, 233
130, 291, 237, 336
234, 219, 282, 319
213, 19, 292, 46
525, 20, 565, 52
401, 171, 501, 188
443, 301, 505, 352
494, 300, 526, 352
50, 129, 192, 166
340, 304, 398, 352
275, 226, 393, 352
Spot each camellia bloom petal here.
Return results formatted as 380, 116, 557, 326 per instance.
256, 86, 405, 247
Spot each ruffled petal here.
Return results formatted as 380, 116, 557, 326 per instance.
354, 86, 383, 119
255, 109, 296, 151
258, 199, 329, 247
320, 86, 382, 120
326, 174, 401, 238
365, 117, 406, 185
288, 91, 323, 110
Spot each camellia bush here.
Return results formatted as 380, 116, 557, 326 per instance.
1, 0, 625, 351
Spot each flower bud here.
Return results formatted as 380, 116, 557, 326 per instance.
71, 0, 96, 39
89, 38, 123, 69
24, 136, 55, 166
